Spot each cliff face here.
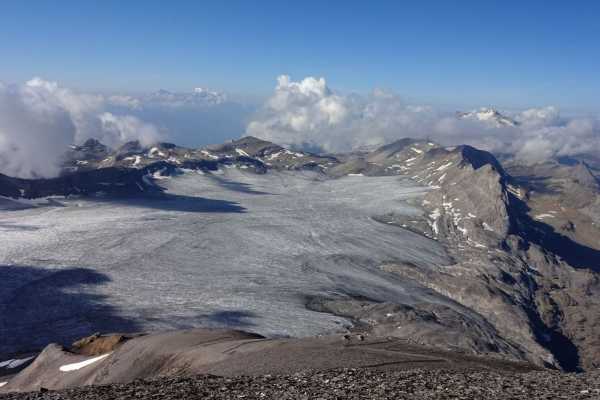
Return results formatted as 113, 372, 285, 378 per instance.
356, 140, 600, 371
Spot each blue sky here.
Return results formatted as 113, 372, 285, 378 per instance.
1, 0, 599, 111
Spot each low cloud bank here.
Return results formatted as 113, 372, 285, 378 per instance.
0, 78, 161, 178
0, 78, 253, 178
1, 75, 597, 179
247, 75, 600, 164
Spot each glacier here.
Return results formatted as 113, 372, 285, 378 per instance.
0, 170, 451, 354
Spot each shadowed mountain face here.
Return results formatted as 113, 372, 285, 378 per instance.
505, 160, 600, 252
0, 136, 599, 375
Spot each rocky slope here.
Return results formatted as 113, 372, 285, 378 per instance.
506, 159, 600, 251
325, 138, 600, 371
0, 328, 537, 393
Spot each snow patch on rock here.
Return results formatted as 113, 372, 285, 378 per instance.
59, 353, 111, 372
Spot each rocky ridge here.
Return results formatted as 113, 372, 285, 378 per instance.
2, 137, 338, 203
62, 136, 337, 177
0, 329, 538, 394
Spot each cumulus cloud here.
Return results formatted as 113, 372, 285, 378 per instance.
247, 75, 600, 163
516, 106, 561, 128
0, 78, 161, 178
247, 75, 351, 150
98, 113, 160, 146
0, 80, 76, 178
513, 116, 600, 164
247, 75, 441, 152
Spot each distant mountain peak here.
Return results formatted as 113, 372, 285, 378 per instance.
146, 87, 227, 107
193, 87, 221, 96
457, 107, 518, 127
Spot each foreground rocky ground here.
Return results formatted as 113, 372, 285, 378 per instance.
2, 368, 600, 400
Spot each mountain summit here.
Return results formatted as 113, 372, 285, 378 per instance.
457, 108, 518, 127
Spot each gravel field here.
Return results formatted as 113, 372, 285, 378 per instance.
2, 368, 599, 400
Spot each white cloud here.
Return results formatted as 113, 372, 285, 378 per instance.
516, 106, 561, 128
247, 75, 600, 163
98, 113, 160, 147
0, 80, 76, 178
247, 75, 439, 152
513, 116, 600, 164
0, 78, 162, 178
247, 75, 350, 150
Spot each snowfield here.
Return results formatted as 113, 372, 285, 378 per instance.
0, 170, 450, 355
59, 353, 112, 372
